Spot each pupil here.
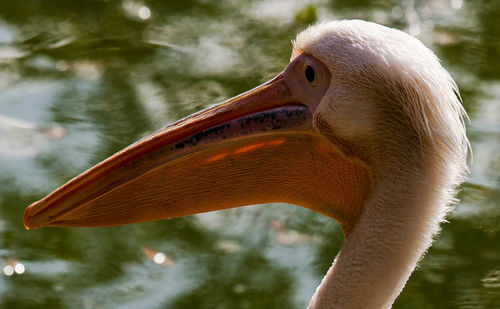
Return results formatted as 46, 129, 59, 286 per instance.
305, 65, 315, 83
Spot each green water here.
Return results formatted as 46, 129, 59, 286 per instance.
0, 0, 499, 308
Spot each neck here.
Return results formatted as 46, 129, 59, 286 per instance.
308, 151, 450, 309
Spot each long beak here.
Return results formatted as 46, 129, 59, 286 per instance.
24, 73, 368, 231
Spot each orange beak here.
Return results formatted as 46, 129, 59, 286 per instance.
23, 55, 369, 232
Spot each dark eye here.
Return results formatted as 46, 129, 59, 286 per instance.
305, 65, 316, 83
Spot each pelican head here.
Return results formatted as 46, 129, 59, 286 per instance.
23, 20, 469, 308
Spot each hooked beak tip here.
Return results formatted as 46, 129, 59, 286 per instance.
23, 204, 39, 230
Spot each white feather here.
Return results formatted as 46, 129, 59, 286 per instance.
292, 20, 469, 309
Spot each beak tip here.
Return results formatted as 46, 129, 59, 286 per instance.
23, 203, 40, 230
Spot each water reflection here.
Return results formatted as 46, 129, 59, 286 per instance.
1, 259, 24, 277
0, 0, 499, 308
142, 247, 174, 267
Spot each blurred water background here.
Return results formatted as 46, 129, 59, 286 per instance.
0, 0, 499, 308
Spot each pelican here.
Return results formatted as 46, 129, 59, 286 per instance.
23, 20, 469, 308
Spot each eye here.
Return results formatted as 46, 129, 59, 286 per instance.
305, 65, 316, 84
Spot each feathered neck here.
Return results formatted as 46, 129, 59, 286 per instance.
308, 148, 456, 308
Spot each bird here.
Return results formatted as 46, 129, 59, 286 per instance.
23, 20, 469, 308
